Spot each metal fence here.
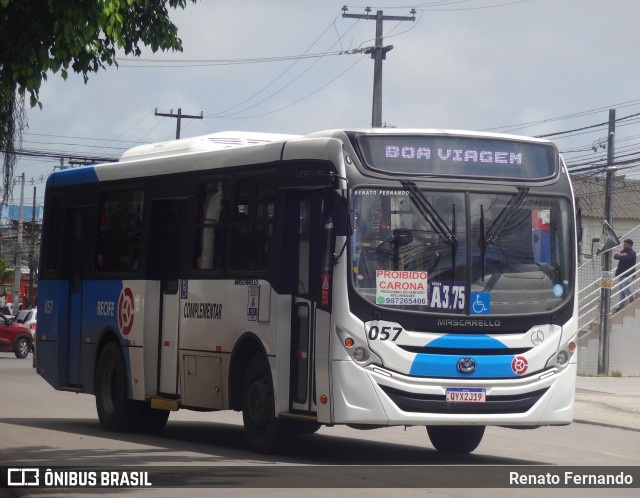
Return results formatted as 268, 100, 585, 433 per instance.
578, 225, 640, 332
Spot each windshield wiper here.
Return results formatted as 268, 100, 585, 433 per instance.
480, 204, 487, 281
402, 181, 458, 245
402, 181, 458, 271
478, 186, 529, 281
485, 186, 529, 245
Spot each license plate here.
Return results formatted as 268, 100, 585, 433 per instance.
446, 388, 486, 403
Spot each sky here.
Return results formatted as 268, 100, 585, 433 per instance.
12, 0, 640, 208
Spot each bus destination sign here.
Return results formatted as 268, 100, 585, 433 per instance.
356, 135, 557, 179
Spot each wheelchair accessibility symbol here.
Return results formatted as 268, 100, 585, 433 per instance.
470, 292, 490, 315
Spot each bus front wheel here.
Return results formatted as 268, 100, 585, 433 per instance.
95, 342, 139, 432
135, 403, 170, 433
426, 425, 485, 454
242, 353, 298, 453
299, 422, 322, 434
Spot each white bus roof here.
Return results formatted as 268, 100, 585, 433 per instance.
118, 128, 553, 164
120, 131, 301, 162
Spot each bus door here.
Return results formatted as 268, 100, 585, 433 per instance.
151, 200, 187, 396
290, 191, 333, 414
64, 207, 88, 386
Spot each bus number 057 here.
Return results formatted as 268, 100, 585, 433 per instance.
368, 326, 402, 341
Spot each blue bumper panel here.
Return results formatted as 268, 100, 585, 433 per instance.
409, 333, 520, 379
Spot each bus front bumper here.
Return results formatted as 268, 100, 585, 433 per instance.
330, 359, 576, 427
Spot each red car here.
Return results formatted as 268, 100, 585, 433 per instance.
0, 312, 32, 359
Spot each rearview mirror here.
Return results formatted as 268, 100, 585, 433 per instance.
596, 221, 620, 255
393, 228, 413, 247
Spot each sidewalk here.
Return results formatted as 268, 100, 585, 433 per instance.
574, 375, 640, 431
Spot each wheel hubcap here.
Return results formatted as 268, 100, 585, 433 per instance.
18, 340, 28, 356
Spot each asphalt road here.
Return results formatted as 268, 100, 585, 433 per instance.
1, 353, 638, 497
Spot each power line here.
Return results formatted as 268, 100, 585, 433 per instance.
345, 0, 532, 12
22, 132, 139, 145
207, 14, 345, 118
416, 0, 532, 11
2, 148, 118, 164
205, 14, 365, 120
536, 112, 640, 139
206, 50, 343, 119
116, 51, 350, 68
482, 98, 640, 133
211, 55, 368, 120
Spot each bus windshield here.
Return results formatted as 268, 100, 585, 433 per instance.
351, 187, 572, 315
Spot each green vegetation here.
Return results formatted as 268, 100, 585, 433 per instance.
0, 0, 197, 199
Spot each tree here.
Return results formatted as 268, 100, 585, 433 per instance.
0, 256, 12, 293
1, 92, 25, 203
0, 0, 197, 199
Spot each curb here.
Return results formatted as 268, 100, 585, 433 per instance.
573, 418, 640, 433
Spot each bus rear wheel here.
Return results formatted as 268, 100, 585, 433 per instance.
242, 353, 298, 453
426, 425, 485, 454
95, 342, 140, 432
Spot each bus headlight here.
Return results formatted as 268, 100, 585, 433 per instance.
351, 346, 370, 362
545, 339, 576, 370
336, 326, 381, 366
556, 350, 569, 366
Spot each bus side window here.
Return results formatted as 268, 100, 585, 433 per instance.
195, 180, 228, 270
42, 195, 62, 276
95, 190, 143, 272
231, 175, 276, 271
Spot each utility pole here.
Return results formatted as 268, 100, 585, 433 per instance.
598, 109, 616, 375
28, 186, 36, 308
155, 108, 203, 139
342, 6, 415, 128
12, 172, 25, 311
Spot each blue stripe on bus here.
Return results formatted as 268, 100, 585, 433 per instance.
409, 334, 516, 378
409, 354, 516, 378
47, 166, 99, 187
37, 279, 132, 390
426, 334, 507, 350
82, 280, 125, 339
37, 280, 69, 342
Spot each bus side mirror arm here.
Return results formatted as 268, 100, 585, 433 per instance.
334, 239, 348, 265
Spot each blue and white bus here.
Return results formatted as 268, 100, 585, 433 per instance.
36, 129, 578, 453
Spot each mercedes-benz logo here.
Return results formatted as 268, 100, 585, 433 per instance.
457, 358, 477, 374
531, 329, 545, 346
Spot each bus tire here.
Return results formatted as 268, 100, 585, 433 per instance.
242, 353, 298, 453
426, 425, 485, 454
95, 342, 140, 432
299, 422, 322, 434
135, 403, 170, 434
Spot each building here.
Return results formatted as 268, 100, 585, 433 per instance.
0, 203, 43, 309
574, 174, 640, 375
571, 174, 640, 259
